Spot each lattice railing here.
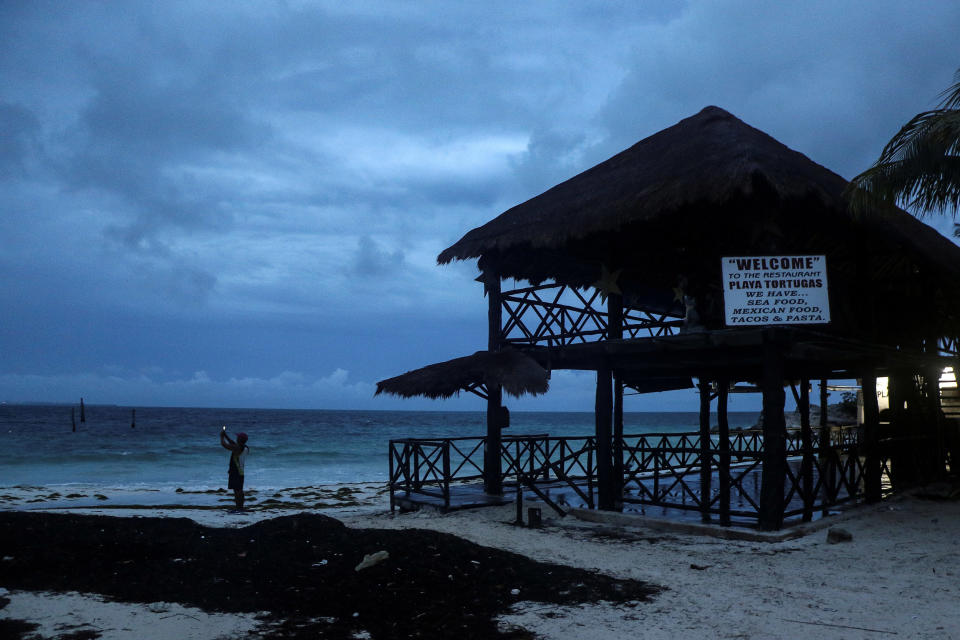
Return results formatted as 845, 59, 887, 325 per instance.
620, 426, 873, 520
939, 335, 960, 356
500, 282, 682, 346
388, 425, 896, 522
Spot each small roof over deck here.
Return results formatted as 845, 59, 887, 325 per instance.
375, 348, 549, 400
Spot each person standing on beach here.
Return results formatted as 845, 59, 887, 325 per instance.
219, 427, 249, 512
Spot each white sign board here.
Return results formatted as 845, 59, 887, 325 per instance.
721, 255, 830, 326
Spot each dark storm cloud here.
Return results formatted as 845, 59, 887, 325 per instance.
0, 102, 42, 179
59, 37, 275, 250
0, 1, 957, 409
595, 1, 960, 178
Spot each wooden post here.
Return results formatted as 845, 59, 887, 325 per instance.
818, 378, 833, 515
863, 369, 882, 503
80, 397, 86, 423
717, 378, 731, 526
800, 379, 813, 522
759, 330, 786, 531
596, 366, 614, 510
608, 293, 624, 511
923, 365, 944, 480
71, 407, 76, 433
483, 259, 503, 496
613, 372, 624, 511
924, 292, 946, 480
388, 441, 396, 512
888, 370, 912, 487
698, 379, 713, 524
924, 333, 945, 479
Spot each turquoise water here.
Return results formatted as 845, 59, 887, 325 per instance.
0, 404, 759, 493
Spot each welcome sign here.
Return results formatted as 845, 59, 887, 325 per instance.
721, 255, 830, 326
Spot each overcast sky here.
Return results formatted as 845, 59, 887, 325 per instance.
2, 1, 958, 412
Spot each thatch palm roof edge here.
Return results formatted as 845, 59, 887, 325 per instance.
375, 349, 549, 400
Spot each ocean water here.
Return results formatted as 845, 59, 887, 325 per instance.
0, 404, 759, 496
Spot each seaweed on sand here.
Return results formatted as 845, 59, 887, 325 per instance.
0, 512, 661, 639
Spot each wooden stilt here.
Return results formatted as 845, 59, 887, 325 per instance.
924, 366, 944, 480
608, 293, 624, 511
698, 379, 712, 524
759, 330, 786, 531
717, 378, 731, 526
862, 369, 882, 503
800, 378, 813, 522
613, 372, 624, 511
819, 379, 829, 431
923, 332, 945, 479
482, 260, 503, 496
596, 366, 614, 510
819, 378, 832, 517
888, 371, 913, 487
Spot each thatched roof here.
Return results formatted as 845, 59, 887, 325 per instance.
437, 105, 960, 283
435, 105, 960, 342
439, 106, 845, 264
375, 349, 549, 400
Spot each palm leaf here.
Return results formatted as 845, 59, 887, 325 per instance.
846, 68, 960, 217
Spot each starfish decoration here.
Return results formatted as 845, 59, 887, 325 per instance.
593, 264, 622, 302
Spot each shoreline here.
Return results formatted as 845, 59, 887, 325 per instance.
2, 484, 959, 639
0, 481, 389, 522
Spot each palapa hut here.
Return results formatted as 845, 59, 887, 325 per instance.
378, 106, 960, 530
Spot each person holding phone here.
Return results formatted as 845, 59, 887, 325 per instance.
219, 427, 249, 513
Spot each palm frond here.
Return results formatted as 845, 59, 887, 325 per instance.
938, 68, 960, 110
846, 68, 960, 217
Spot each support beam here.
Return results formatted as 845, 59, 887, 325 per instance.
759, 331, 786, 531
923, 366, 945, 480
924, 332, 946, 479
800, 379, 813, 522
888, 371, 915, 487
717, 378, 731, 526
698, 379, 712, 524
819, 378, 833, 518
483, 261, 503, 496
613, 372, 624, 511
608, 293, 624, 511
862, 369, 882, 503
596, 366, 615, 510
925, 291, 946, 480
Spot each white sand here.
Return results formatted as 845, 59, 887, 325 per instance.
344, 494, 960, 639
3, 488, 960, 639
0, 590, 270, 640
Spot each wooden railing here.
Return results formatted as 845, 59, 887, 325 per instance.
499, 282, 682, 347
389, 425, 885, 524
619, 425, 871, 522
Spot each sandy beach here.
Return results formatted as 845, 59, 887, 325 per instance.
2, 485, 959, 639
